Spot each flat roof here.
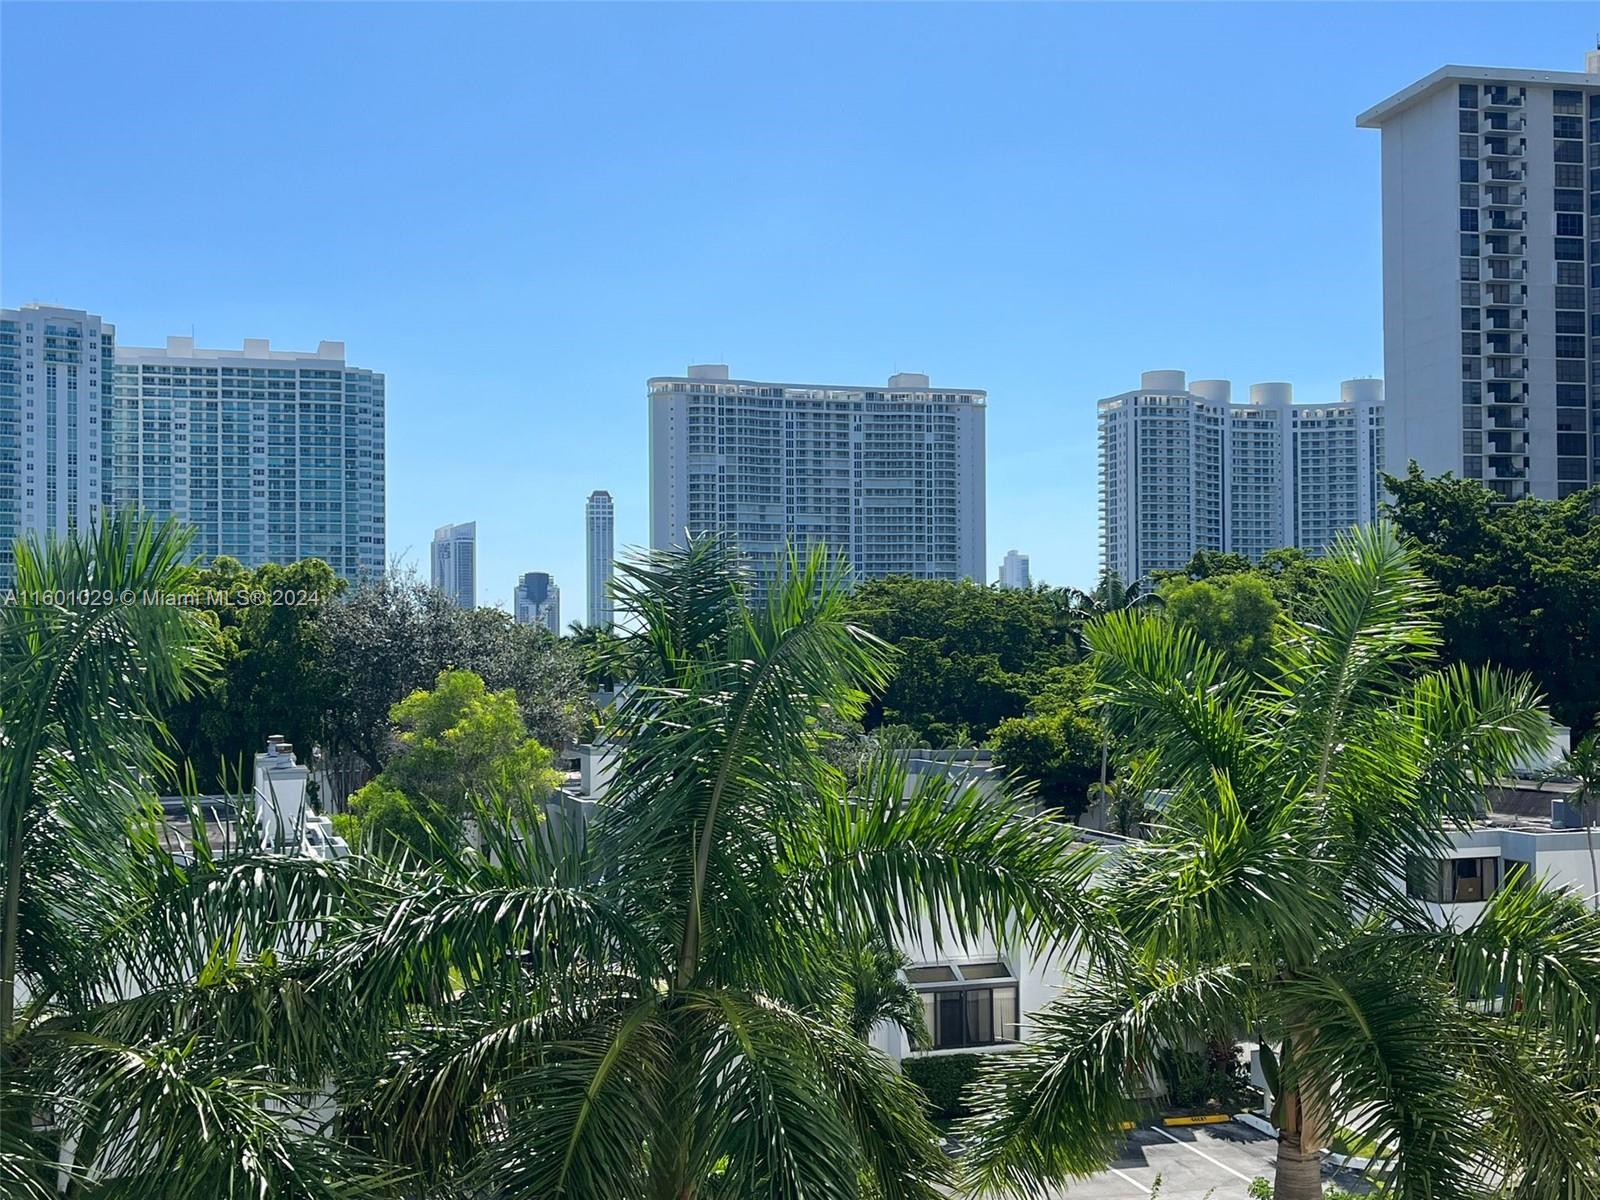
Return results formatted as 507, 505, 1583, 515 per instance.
1358, 64, 1599, 128
648, 375, 985, 398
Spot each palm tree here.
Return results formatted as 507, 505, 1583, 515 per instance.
1, 513, 383, 1198
322, 538, 1095, 1199
961, 524, 1600, 1200
1551, 731, 1600, 904
1068, 572, 1163, 801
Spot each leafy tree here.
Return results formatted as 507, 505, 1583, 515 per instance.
990, 708, 1102, 814
1159, 572, 1280, 675
318, 566, 589, 774
1550, 731, 1600, 904
962, 523, 1600, 1200
341, 668, 562, 855
850, 577, 1084, 745
323, 540, 1095, 1198
1385, 466, 1600, 733
164, 556, 345, 790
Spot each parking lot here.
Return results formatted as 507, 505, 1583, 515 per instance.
1053, 1123, 1371, 1199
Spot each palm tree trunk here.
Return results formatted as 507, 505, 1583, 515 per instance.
1585, 821, 1597, 906
0, 819, 23, 1030
1273, 1134, 1323, 1200
1272, 1078, 1327, 1200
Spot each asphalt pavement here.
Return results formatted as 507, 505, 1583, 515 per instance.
1046, 1123, 1371, 1200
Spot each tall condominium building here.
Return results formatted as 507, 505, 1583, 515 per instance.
513, 570, 561, 633
431, 521, 476, 608
1098, 371, 1384, 582
0, 305, 116, 588
585, 490, 614, 628
110, 334, 386, 579
649, 365, 985, 590
998, 549, 1031, 589
1359, 50, 1600, 500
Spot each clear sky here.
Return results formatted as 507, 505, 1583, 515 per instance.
3, 3, 1594, 605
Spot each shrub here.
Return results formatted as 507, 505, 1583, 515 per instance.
901, 1053, 984, 1119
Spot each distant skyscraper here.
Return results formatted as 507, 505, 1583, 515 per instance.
431, 521, 476, 608
1098, 371, 1384, 582
0, 304, 115, 588
1359, 50, 1600, 499
649, 365, 985, 592
998, 549, 1030, 589
586, 490, 614, 628
514, 571, 560, 632
109, 332, 385, 580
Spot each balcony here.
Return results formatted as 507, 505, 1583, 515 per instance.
1486, 165, 1524, 182
1486, 265, 1525, 281
1487, 215, 1524, 232
1485, 363, 1525, 381
1483, 89, 1524, 109
1483, 114, 1526, 133
1485, 315, 1525, 332
1482, 140, 1525, 159
1482, 188, 1525, 208
1486, 415, 1527, 430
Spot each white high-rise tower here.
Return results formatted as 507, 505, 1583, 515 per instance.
586, 490, 614, 628
649, 365, 985, 593
1359, 51, 1600, 499
998, 550, 1030, 589
1098, 371, 1385, 583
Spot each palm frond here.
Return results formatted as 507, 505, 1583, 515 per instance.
958, 962, 1257, 1195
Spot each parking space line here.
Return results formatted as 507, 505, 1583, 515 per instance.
1148, 1125, 1256, 1182
1107, 1165, 1152, 1195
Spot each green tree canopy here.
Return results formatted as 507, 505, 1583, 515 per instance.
849, 577, 1083, 745
1158, 571, 1280, 675
1385, 466, 1600, 733
341, 668, 563, 855
317, 566, 590, 773
164, 556, 345, 790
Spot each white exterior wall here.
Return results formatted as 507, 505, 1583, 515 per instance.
0, 305, 115, 588
585, 490, 614, 628
648, 366, 986, 592
110, 335, 386, 580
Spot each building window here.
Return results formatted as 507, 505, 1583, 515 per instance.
905, 962, 1019, 1050
1459, 84, 1479, 108
1407, 855, 1501, 904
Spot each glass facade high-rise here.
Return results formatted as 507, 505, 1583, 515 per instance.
1098, 371, 1384, 583
585, 490, 614, 628
108, 333, 385, 580
649, 365, 985, 592
514, 570, 561, 633
1359, 52, 1600, 499
431, 521, 476, 609
0, 305, 115, 588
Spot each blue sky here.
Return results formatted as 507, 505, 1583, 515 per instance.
3, 3, 1593, 605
